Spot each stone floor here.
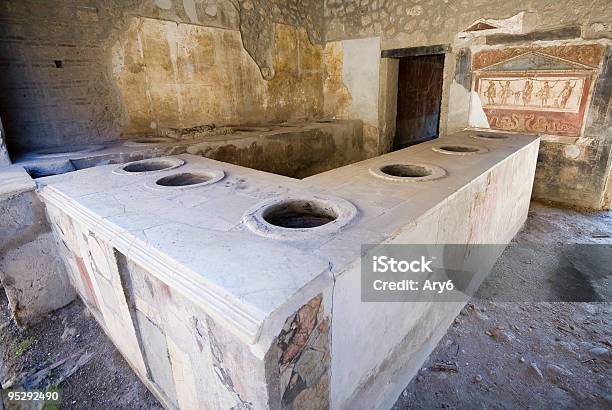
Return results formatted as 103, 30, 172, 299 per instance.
0, 201, 610, 409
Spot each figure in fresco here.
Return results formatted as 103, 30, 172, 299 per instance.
484, 80, 496, 105
522, 80, 533, 106
536, 81, 554, 107
499, 80, 513, 105
558, 80, 577, 109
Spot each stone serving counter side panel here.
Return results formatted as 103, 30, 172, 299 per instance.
306, 131, 539, 409
37, 132, 539, 409
0, 166, 75, 326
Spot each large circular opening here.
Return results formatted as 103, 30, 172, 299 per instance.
262, 200, 338, 229
156, 172, 211, 186
243, 195, 358, 239
315, 119, 335, 123
439, 145, 479, 153
144, 168, 224, 190
380, 164, 431, 178
473, 133, 508, 140
369, 162, 446, 182
432, 144, 487, 155
122, 159, 178, 173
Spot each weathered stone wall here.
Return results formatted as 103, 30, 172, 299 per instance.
533, 136, 612, 209
0, 0, 324, 154
324, 0, 611, 138
325, 0, 612, 46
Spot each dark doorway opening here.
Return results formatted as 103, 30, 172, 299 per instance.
393, 53, 445, 150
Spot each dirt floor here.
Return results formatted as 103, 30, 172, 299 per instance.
0, 291, 161, 409
0, 201, 610, 409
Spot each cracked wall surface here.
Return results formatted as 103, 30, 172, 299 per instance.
238, 0, 325, 79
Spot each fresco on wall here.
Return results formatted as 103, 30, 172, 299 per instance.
472, 45, 603, 136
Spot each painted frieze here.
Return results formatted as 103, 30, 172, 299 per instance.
472, 45, 603, 136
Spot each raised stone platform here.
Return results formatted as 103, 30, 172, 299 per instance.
36, 131, 539, 409
0, 166, 75, 325
14, 120, 365, 179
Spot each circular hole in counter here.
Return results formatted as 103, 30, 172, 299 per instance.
156, 172, 211, 186
472, 133, 509, 140
124, 160, 176, 172
114, 157, 185, 175
243, 195, 358, 239
315, 119, 335, 123
432, 145, 488, 155
262, 199, 338, 229
150, 169, 225, 189
370, 162, 447, 182
381, 164, 431, 178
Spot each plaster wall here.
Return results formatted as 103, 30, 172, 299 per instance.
533, 135, 612, 209
324, 0, 611, 137
113, 19, 324, 135
467, 41, 611, 209
323, 37, 382, 155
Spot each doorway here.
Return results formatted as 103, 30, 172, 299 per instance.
393, 53, 445, 150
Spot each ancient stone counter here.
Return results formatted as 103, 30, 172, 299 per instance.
37, 131, 539, 409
